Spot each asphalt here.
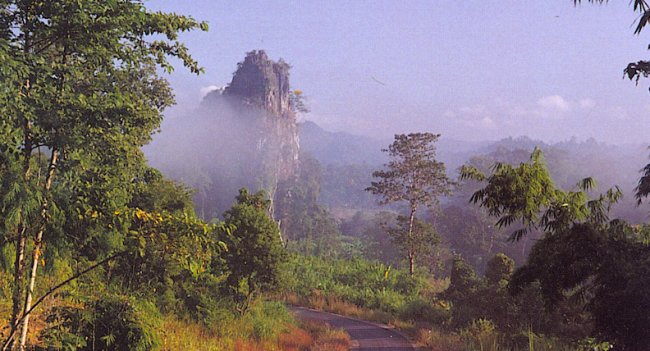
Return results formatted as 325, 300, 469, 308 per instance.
290, 306, 417, 351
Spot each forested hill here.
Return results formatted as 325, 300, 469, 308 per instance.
300, 125, 648, 223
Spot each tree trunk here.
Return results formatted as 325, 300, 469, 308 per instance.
407, 206, 416, 276
8, 225, 27, 350
18, 149, 58, 351
8, 79, 34, 350
2, 252, 126, 351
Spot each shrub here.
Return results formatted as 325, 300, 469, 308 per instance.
460, 319, 501, 351
41, 294, 162, 351
399, 298, 451, 325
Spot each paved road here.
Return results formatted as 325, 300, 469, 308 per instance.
290, 306, 416, 351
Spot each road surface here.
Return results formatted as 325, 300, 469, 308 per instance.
290, 306, 417, 351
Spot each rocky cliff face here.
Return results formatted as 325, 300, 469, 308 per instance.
198, 50, 300, 218
146, 50, 301, 220
225, 50, 299, 184
224, 51, 293, 118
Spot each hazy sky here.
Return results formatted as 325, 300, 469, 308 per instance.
149, 1, 650, 144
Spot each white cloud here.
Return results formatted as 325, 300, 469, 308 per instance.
199, 85, 222, 98
459, 105, 487, 114
442, 95, 600, 140
537, 95, 571, 112
479, 116, 496, 129
438, 95, 646, 143
450, 105, 497, 130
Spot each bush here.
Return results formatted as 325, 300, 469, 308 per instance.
460, 319, 501, 351
399, 298, 451, 325
371, 289, 406, 314
42, 294, 162, 351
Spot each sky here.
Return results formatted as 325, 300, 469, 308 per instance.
148, 0, 650, 144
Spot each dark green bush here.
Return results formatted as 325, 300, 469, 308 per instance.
399, 298, 451, 325
41, 294, 161, 351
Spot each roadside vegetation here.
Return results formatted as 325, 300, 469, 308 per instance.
277, 135, 648, 351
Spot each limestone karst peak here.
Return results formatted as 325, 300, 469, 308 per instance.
223, 50, 293, 118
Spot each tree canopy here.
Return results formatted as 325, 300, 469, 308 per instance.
222, 189, 287, 308
460, 148, 621, 241
462, 148, 650, 349
0, 1, 207, 348
367, 133, 453, 275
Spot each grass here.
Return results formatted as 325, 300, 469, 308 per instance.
280, 252, 446, 333
276, 326, 313, 351
413, 324, 593, 351
279, 254, 590, 351
300, 321, 351, 351
160, 311, 350, 351
160, 317, 223, 351
415, 327, 465, 351
283, 291, 401, 326
161, 321, 311, 351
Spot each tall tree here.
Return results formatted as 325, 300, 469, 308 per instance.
366, 133, 453, 275
0, 1, 206, 349
385, 215, 440, 272
275, 153, 341, 253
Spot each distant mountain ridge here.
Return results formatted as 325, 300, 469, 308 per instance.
297, 122, 648, 223
298, 121, 386, 166
298, 120, 490, 172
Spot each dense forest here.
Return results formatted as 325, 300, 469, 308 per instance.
2, 1, 650, 351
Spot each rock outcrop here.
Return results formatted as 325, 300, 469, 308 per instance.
146, 50, 301, 220
196, 50, 300, 218
224, 51, 293, 118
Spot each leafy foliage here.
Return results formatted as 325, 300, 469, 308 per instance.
485, 253, 514, 285
443, 254, 583, 340
367, 133, 453, 274
367, 133, 453, 209
385, 215, 440, 271
511, 223, 650, 350
222, 189, 287, 303
42, 295, 162, 351
460, 148, 621, 241
635, 151, 650, 205
0, 1, 209, 347
462, 148, 650, 349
